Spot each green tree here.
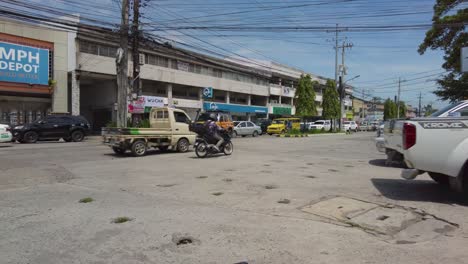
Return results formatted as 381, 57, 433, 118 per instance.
423, 104, 438, 116
322, 80, 340, 131
418, 0, 468, 102
384, 98, 397, 120
294, 74, 317, 117
398, 101, 407, 118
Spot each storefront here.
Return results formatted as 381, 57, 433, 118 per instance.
128, 95, 202, 120
0, 32, 54, 125
0, 19, 69, 126
203, 101, 268, 121
272, 106, 292, 116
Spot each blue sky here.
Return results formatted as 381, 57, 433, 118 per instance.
18, 0, 468, 108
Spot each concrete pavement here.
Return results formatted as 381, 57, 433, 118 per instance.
1, 133, 468, 263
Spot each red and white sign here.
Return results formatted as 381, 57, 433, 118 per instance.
128, 96, 166, 113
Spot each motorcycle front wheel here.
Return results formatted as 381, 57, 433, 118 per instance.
223, 142, 233, 155
195, 142, 209, 158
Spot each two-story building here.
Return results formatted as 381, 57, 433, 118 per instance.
0, 18, 70, 125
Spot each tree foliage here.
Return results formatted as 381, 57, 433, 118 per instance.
322, 80, 341, 120
294, 74, 317, 116
384, 98, 397, 120
418, 0, 468, 102
423, 104, 438, 116
398, 101, 407, 118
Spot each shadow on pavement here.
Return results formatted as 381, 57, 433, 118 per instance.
103, 149, 185, 158
371, 178, 468, 205
368, 159, 407, 168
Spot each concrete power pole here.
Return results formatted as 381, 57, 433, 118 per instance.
132, 0, 141, 96
339, 41, 353, 131
418, 92, 422, 117
116, 0, 129, 127
397, 77, 404, 119
334, 24, 339, 87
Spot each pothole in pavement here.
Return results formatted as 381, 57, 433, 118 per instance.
300, 196, 458, 244
171, 233, 200, 247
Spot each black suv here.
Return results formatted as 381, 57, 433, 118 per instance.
12, 115, 91, 143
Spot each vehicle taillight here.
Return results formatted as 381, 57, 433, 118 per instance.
403, 123, 416, 150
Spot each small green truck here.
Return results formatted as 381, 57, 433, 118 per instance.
102, 107, 196, 156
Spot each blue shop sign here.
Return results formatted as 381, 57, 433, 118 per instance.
0, 42, 49, 85
204, 102, 268, 114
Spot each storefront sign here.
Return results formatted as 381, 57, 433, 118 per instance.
282, 87, 291, 96
273, 107, 292, 115
173, 98, 202, 109
128, 96, 166, 113
203, 87, 213, 98
177, 61, 189, 72
0, 42, 49, 85
203, 102, 267, 114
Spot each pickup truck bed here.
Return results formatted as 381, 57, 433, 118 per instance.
400, 117, 468, 194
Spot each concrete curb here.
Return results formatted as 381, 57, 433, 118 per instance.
276, 133, 346, 138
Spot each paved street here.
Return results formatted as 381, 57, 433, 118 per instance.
1, 133, 468, 264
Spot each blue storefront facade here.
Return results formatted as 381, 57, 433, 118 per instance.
203, 102, 268, 121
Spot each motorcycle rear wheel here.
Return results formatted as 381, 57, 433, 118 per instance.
223, 142, 233, 155
195, 143, 209, 158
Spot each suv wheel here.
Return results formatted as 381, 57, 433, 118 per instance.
23, 131, 39, 143
71, 130, 85, 142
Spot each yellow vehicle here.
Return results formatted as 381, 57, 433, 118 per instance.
267, 118, 300, 135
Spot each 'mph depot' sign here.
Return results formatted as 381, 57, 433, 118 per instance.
0, 41, 49, 85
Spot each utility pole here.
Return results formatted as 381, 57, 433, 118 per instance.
418, 92, 422, 117
396, 77, 404, 119
338, 41, 353, 131
132, 0, 141, 96
361, 88, 367, 120
116, 0, 129, 127
334, 24, 339, 86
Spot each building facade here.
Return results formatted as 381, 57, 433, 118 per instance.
1, 19, 346, 130
72, 29, 331, 130
0, 18, 70, 125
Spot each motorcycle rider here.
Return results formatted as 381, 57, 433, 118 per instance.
205, 113, 225, 152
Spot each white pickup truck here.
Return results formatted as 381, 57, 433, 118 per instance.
378, 100, 468, 164
400, 116, 468, 194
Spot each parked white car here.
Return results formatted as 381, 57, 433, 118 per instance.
309, 120, 331, 131
233, 121, 262, 137
343, 121, 358, 132
0, 124, 13, 143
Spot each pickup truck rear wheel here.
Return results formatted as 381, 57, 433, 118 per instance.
131, 140, 147, 156
176, 138, 190, 153
428, 172, 450, 186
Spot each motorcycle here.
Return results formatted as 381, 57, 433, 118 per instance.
191, 123, 234, 158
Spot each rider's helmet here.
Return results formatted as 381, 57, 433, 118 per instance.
208, 113, 217, 121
